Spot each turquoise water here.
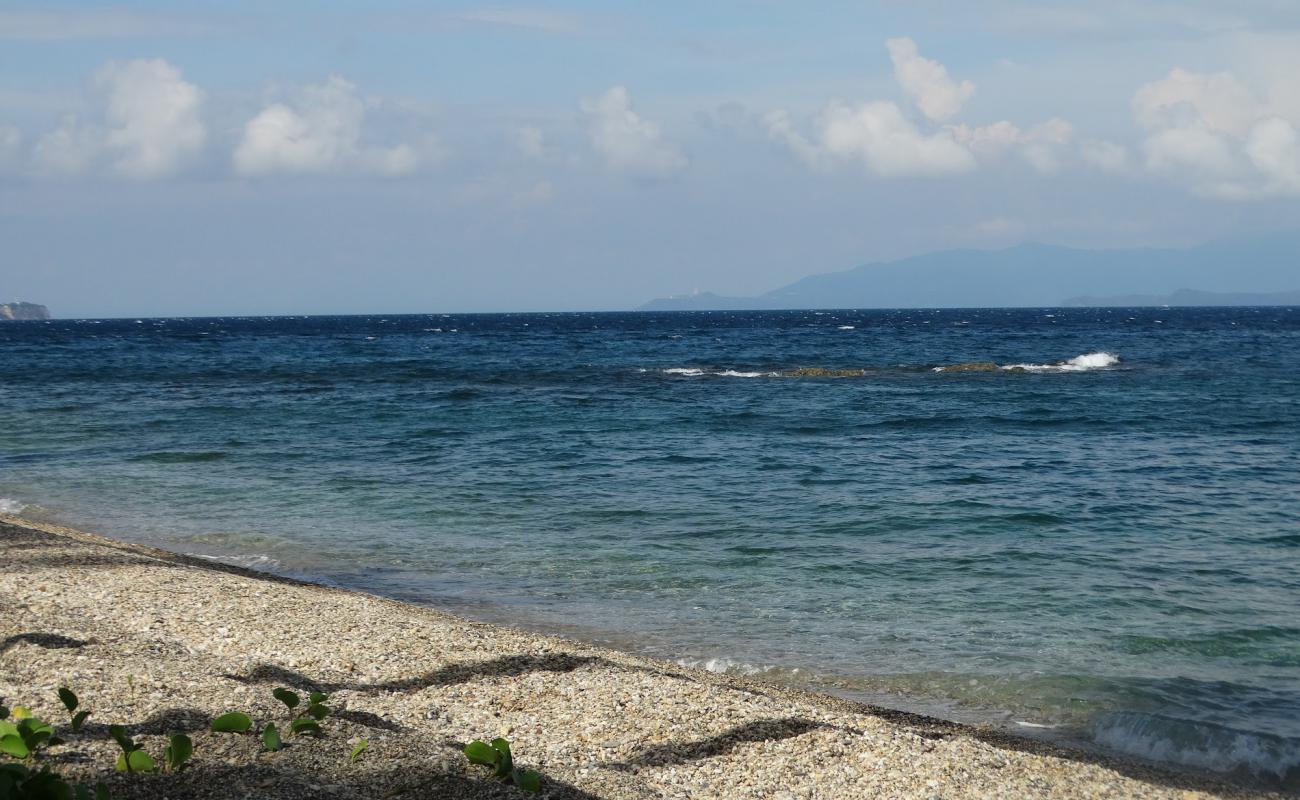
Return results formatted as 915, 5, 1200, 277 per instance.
1, 308, 1298, 787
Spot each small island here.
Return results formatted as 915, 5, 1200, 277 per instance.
0, 301, 50, 320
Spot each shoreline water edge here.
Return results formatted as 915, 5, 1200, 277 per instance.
0, 514, 1287, 799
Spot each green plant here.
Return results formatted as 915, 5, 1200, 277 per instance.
108, 726, 155, 774
350, 739, 367, 763
463, 738, 541, 794
272, 688, 329, 737
162, 733, 192, 772
0, 714, 61, 760
0, 763, 109, 800
209, 712, 252, 734
56, 688, 89, 734
261, 723, 282, 753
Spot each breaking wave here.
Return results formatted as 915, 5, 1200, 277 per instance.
0, 498, 26, 515
1003, 352, 1121, 372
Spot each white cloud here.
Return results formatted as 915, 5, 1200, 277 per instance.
30, 58, 205, 179
1132, 66, 1300, 197
1244, 117, 1300, 194
951, 117, 1074, 173
233, 76, 433, 177
886, 37, 974, 122
96, 59, 206, 179
32, 116, 101, 176
770, 38, 1087, 180
580, 86, 687, 177
770, 100, 975, 177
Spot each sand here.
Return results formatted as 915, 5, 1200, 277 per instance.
0, 515, 1281, 799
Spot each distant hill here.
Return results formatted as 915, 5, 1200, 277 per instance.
1062, 288, 1300, 307
0, 301, 49, 320
639, 236, 1300, 310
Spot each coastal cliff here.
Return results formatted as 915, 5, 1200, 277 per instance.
0, 301, 50, 320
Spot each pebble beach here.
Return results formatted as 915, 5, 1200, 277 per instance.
0, 515, 1282, 799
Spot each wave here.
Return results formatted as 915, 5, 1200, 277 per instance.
1089, 711, 1300, 788
1002, 352, 1121, 372
661, 368, 779, 378
0, 497, 26, 515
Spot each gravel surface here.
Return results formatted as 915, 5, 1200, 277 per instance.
0, 516, 1282, 799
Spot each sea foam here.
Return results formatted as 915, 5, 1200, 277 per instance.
0, 498, 26, 515
1003, 352, 1120, 372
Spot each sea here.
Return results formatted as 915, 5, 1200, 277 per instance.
1, 308, 1297, 788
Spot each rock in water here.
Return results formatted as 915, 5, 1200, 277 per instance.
784, 367, 867, 378
0, 302, 50, 321
935, 361, 999, 373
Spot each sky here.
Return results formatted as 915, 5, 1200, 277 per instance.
2, 1, 1299, 317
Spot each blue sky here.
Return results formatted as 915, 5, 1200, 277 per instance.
2, 1, 1299, 316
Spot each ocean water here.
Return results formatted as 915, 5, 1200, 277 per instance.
1, 308, 1298, 787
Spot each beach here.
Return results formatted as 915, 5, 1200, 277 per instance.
0, 515, 1280, 799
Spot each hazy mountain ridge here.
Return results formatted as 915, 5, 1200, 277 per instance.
639, 237, 1300, 310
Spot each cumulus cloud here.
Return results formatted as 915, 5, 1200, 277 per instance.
769, 39, 1081, 179
96, 59, 206, 178
31, 58, 205, 179
234, 76, 432, 177
1132, 67, 1300, 197
950, 117, 1074, 173
580, 86, 687, 177
886, 37, 975, 122
767, 102, 975, 177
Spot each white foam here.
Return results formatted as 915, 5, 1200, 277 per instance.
0, 498, 26, 515
662, 368, 777, 378
837, 325, 855, 330
192, 553, 284, 571
1002, 352, 1120, 372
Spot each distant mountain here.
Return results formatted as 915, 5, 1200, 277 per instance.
639, 236, 1300, 310
1062, 288, 1300, 307
0, 301, 49, 321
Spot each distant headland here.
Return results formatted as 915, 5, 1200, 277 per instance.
0, 301, 50, 320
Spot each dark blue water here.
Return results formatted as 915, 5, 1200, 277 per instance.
2, 308, 1298, 786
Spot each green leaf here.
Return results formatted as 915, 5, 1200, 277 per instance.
489, 738, 514, 777
0, 733, 29, 759
71, 711, 90, 732
272, 688, 299, 711
96, 783, 112, 800
289, 718, 320, 737
513, 769, 542, 794
210, 712, 252, 733
0, 706, 8, 720
0, 720, 17, 738
261, 724, 282, 752
164, 733, 193, 771
115, 749, 155, 774
350, 739, 368, 763
306, 703, 330, 721
10, 708, 30, 721
463, 740, 498, 767
57, 688, 78, 715
308, 692, 328, 705
107, 725, 135, 753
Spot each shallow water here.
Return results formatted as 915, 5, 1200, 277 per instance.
2, 308, 1298, 787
